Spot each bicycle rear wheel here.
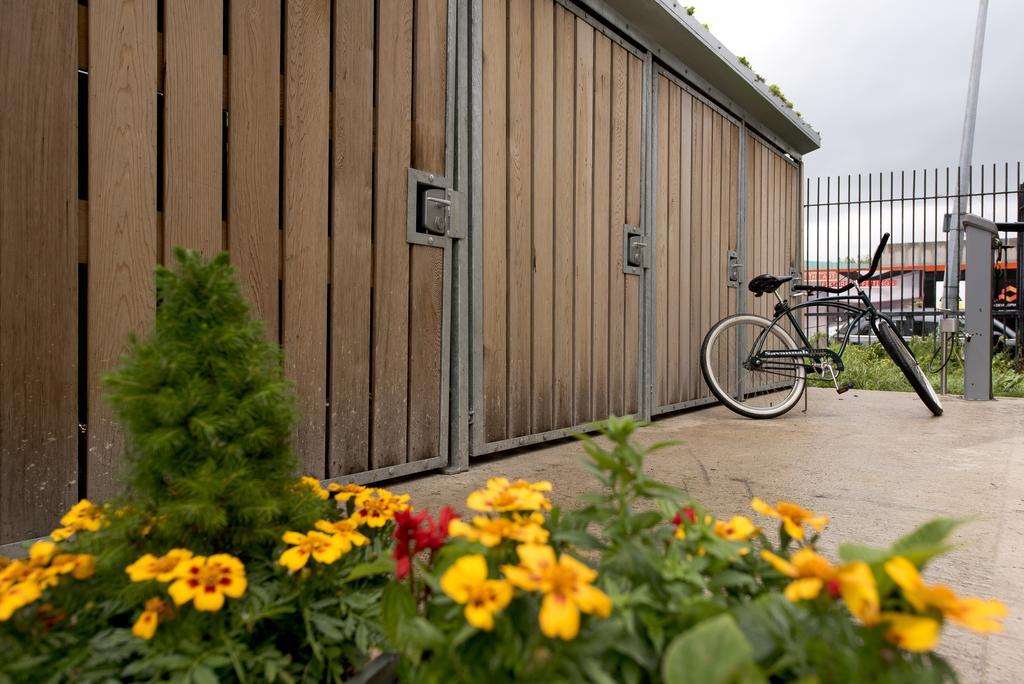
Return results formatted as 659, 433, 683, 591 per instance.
701, 314, 806, 419
874, 317, 943, 416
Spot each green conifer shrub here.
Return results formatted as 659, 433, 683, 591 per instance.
103, 248, 320, 554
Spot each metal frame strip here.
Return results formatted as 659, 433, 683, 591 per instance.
640, 50, 657, 421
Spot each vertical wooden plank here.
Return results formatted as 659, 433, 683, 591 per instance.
688, 98, 702, 399
608, 45, 627, 417
164, 0, 222, 258
572, 19, 594, 425
590, 33, 610, 421
0, 1, 77, 542
677, 91, 692, 402
552, 6, 574, 427
408, 0, 447, 461
708, 113, 721, 394
654, 76, 669, 408
506, 0, 532, 438
228, 0, 280, 338
666, 83, 680, 405
728, 125, 738, 319
532, 0, 555, 433
623, 55, 641, 415
330, 0, 373, 474
482, 0, 507, 442
700, 105, 713, 396
284, 0, 330, 477
88, 0, 158, 500
371, 0, 413, 467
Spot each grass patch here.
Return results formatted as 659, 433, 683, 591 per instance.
810, 337, 1024, 398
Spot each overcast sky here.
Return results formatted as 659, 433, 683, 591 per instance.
694, 0, 1024, 182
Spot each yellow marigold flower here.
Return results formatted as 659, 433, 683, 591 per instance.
0, 561, 42, 593
352, 488, 412, 528
295, 476, 330, 500
0, 580, 42, 622
466, 479, 551, 513
761, 550, 879, 624
881, 612, 941, 652
279, 530, 346, 571
884, 556, 1006, 633
328, 483, 367, 502
502, 544, 612, 640
46, 554, 95, 582
448, 513, 549, 547
29, 541, 57, 565
132, 597, 169, 640
50, 499, 105, 541
314, 519, 371, 553
168, 554, 247, 612
126, 549, 194, 583
750, 497, 827, 540
713, 516, 758, 541
440, 554, 514, 631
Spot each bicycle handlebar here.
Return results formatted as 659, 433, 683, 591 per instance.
792, 233, 890, 295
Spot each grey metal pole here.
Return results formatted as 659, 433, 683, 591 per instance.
942, 0, 989, 393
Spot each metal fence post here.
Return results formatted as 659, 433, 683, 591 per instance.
963, 213, 997, 400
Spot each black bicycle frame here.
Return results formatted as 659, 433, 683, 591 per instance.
748, 285, 893, 372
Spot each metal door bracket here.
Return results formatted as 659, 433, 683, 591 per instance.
727, 250, 741, 287
408, 168, 465, 244
624, 225, 646, 274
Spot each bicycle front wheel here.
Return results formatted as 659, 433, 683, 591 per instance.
874, 318, 943, 416
701, 314, 807, 419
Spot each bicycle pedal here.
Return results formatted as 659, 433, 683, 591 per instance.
836, 383, 853, 395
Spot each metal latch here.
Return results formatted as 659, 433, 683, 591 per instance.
420, 188, 450, 236
727, 250, 741, 287
623, 225, 646, 273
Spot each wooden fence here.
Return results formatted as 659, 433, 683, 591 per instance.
0, 0, 452, 544
0, 0, 804, 544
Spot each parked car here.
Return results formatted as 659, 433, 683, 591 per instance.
834, 309, 1017, 351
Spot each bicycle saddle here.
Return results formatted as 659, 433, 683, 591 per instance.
747, 273, 793, 296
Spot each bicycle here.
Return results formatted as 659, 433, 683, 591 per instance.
699, 233, 943, 419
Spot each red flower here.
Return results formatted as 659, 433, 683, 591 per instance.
392, 507, 459, 580
672, 507, 697, 526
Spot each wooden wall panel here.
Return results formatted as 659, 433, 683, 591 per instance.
330, 0, 374, 475
0, 1, 78, 543
506, 0, 532, 438
654, 78, 740, 410
532, 0, 555, 433
482, 0, 507, 442
164, 0, 223, 259
87, 0, 158, 499
228, 0, 280, 338
591, 34, 611, 421
623, 55, 642, 415
283, 0, 329, 477
371, 0, 414, 469
480, 8, 644, 444
552, 6, 575, 428
608, 46, 627, 417
408, 0, 447, 461
572, 20, 594, 426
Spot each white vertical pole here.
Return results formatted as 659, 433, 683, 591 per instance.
942, 0, 989, 394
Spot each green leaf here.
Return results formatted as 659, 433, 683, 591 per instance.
838, 543, 889, 565
661, 614, 755, 684
553, 529, 606, 551
891, 518, 965, 564
380, 582, 416, 647
630, 510, 664, 531
342, 558, 394, 582
708, 569, 758, 590
190, 665, 219, 684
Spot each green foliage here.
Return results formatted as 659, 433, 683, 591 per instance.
685, 6, 696, 15
768, 83, 795, 109
1, 251, 391, 682
385, 417, 976, 683
738, 55, 752, 69
104, 248, 309, 554
813, 336, 1024, 398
